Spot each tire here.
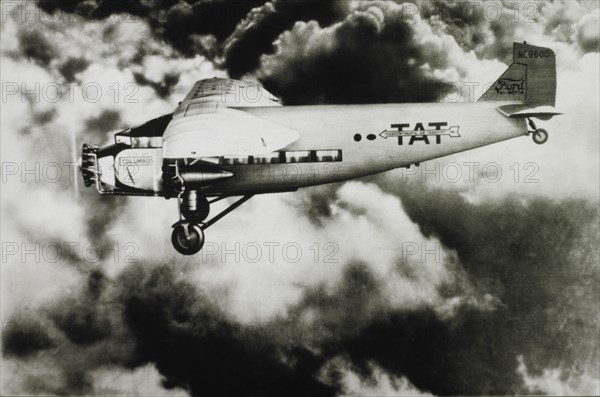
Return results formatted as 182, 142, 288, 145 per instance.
171, 223, 205, 255
533, 128, 548, 144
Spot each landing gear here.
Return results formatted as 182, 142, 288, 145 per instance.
171, 222, 204, 255
170, 193, 254, 255
181, 190, 210, 223
162, 159, 253, 255
528, 118, 549, 145
170, 190, 209, 255
532, 128, 548, 144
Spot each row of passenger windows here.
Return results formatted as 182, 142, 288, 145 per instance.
218, 149, 342, 165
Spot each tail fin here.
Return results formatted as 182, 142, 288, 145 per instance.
478, 42, 556, 106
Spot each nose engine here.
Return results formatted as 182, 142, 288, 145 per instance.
79, 110, 243, 256
80, 143, 99, 188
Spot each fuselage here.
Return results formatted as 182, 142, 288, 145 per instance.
80, 42, 558, 256
201, 101, 526, 194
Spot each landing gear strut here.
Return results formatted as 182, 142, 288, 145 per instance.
528, 118, 548, 145
181, 190, 210, 223
170, 192, 254, 255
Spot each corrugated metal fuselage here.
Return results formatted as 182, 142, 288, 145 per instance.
201, 101, 526, 194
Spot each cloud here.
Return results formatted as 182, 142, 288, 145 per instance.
280, 183, 599, 395
16, 28, 57, 66
6, 186, 598, 394
576, 12, 600, 53
58, 56, 90, 82
2, 265, 342, 396
256, 3, 455, 105
35, 0, 267, 57
222, 0, 350, 78
2, 1, 599, 395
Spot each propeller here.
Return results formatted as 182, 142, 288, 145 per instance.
68, 128, 83, 199
68, 128, 104, 198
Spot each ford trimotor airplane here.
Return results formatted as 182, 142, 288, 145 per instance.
81, 42, 561, 255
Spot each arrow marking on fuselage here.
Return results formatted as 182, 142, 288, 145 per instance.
379, 126, 461, 139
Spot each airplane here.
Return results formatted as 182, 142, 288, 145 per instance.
80, 42, 561, 255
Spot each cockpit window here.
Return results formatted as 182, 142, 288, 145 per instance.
128, 113, 173, 137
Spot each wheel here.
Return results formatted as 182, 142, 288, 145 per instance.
532, 128, 548, 144
181, 191, 210, 222
171, 223, 205, 255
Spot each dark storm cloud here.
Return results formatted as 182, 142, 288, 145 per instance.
289, 183, 341, 228
46, 270, 114, 345
8, 1, 598, 395
35, 0, 350, 77
3, 269, 134, 394
576, 14, 600, 53
79, 192, 128, 252
33, 0, 598, 105
578, 28, 600, 52
4, 184, 599, 395
257, 4, 454, 104
36, 0, 267, 56
58, 57, 90, 82
222, 0, 350, 78
419, 0, 515, 62
287, 262, 389, 341
84, 109, 122, 137
81, 110, 129, 246
158, 0, 267, 55
337, 306, 529, 394
17, 28, 58, 66
133, 71, 180, 98
115, 264, 337, 396
32, 108, 58, 125
286, 182, 599, 395
3, 264, 340, 396
3, 311, 58, 358
375, 183, 598, 393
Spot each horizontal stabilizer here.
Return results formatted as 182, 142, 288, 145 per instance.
496, 104, 562, 120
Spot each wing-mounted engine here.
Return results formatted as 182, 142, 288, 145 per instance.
161, 158, 234, 199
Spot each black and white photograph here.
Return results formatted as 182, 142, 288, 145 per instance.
1, 0, 599, 395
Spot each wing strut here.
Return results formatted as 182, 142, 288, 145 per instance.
201, 194, 254, 231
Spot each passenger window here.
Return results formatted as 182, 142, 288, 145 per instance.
285, 151, 311, 163
221, 156, 250, 165
254, 153, 281, 164
316, 150, 342, 162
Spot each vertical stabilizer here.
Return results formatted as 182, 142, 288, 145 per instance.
478, 42, 556, 106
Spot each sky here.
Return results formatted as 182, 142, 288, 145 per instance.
1, 0, 599, 396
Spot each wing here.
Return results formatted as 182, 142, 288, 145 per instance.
173, 77, 280, 117
163, 78, 297, 159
